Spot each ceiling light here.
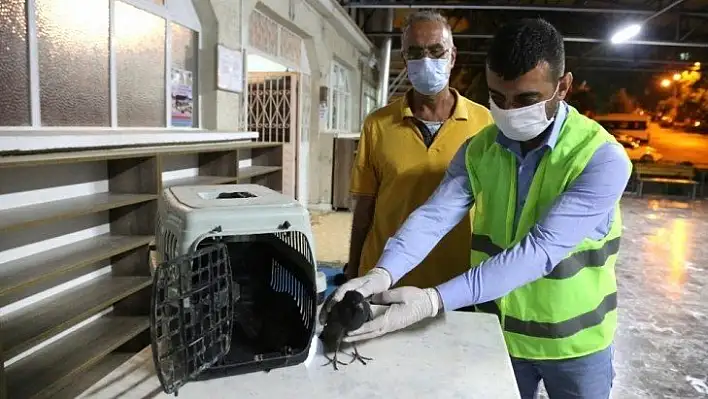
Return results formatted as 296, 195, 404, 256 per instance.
611, 24, 641, 44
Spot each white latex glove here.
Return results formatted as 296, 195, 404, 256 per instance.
319, 267, 393, 325
342, 286, 442, 343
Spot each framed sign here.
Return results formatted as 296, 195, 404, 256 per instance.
171, 68, 193, 127
217, 44, 244, 93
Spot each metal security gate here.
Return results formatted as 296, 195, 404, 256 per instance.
247, 72, 298, 199
248, 9, 312, 205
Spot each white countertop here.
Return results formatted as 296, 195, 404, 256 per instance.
0, 130, 259, 152
76, 311, 519, 399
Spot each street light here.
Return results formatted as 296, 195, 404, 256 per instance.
673, 73, 681, 81
610, 24, 642, 44
660, 77, 678, 99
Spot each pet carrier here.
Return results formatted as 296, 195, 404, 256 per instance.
151, 184, 318, 395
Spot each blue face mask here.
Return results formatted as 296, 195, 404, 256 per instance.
406, 57, 451, 95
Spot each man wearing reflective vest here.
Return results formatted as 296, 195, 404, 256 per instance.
321, 18, 631, 398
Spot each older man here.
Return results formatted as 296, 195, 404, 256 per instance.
345, 10, 493, 289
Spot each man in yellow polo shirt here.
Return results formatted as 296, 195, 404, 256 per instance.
345, 10, 493, 289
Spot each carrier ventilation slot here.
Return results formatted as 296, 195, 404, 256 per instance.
216, 191, 256, 199
269, 259, 313, 331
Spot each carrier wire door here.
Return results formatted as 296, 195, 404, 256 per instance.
150, 243, 234, 395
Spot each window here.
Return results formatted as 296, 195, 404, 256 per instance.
361, 82, 378, 121
0, 0, 200, 128
329, 61, 351, 131
0, 0, 31, 126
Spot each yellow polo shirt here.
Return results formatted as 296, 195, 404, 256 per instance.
350, 89, 493, 289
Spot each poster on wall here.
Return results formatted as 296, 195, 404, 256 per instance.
171, 68, 193, 127
217, 44, 244, 93
319, 101, 328, 126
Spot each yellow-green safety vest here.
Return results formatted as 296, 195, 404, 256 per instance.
464, 106, 631, 360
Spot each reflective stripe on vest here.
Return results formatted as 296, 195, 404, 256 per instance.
471, 234, 622, 280
476, 292, 618, 339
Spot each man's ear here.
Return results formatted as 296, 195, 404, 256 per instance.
449, 47, 457, 69
558, 72, 574, 100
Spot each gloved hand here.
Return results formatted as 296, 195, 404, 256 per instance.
342, 286, 442, 343
319, 267, 392, 325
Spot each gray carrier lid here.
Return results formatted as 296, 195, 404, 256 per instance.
168, 184, 299, 209
150, 242, 233, 395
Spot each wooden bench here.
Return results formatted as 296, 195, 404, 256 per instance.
635, 163, 698, 199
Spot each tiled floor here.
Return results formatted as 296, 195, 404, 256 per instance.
310, 196, 708, 398
311, 211, 352, 265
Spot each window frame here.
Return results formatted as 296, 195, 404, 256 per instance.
327, 61, 352, 132
361, 81, 378, 122
2, 0, 201, 130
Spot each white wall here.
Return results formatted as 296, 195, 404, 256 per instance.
240, 0, 375, 207
248, 54, 288, 72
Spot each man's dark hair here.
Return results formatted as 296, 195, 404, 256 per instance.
486, 18, 565, 81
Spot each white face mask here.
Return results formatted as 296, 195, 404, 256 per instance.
406, 57, 451, 96
489, 87, 559, 142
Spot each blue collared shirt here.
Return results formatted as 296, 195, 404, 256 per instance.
376, 102, 631, 311
498, 102, 569, 233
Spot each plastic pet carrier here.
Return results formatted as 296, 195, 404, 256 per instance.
151, 184, 318, 395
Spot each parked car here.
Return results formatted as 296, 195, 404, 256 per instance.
686, 120, 708, 134
615, 134, 663, 163
658, 115, 674, 128
594, 113, 651, 143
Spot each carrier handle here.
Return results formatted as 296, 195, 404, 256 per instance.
187, 225, 223, 254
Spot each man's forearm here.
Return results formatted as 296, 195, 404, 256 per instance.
348, 196, 376, 274
435, 142, 632, 311
435, 235, 551, 311
348, 224, 369, 272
